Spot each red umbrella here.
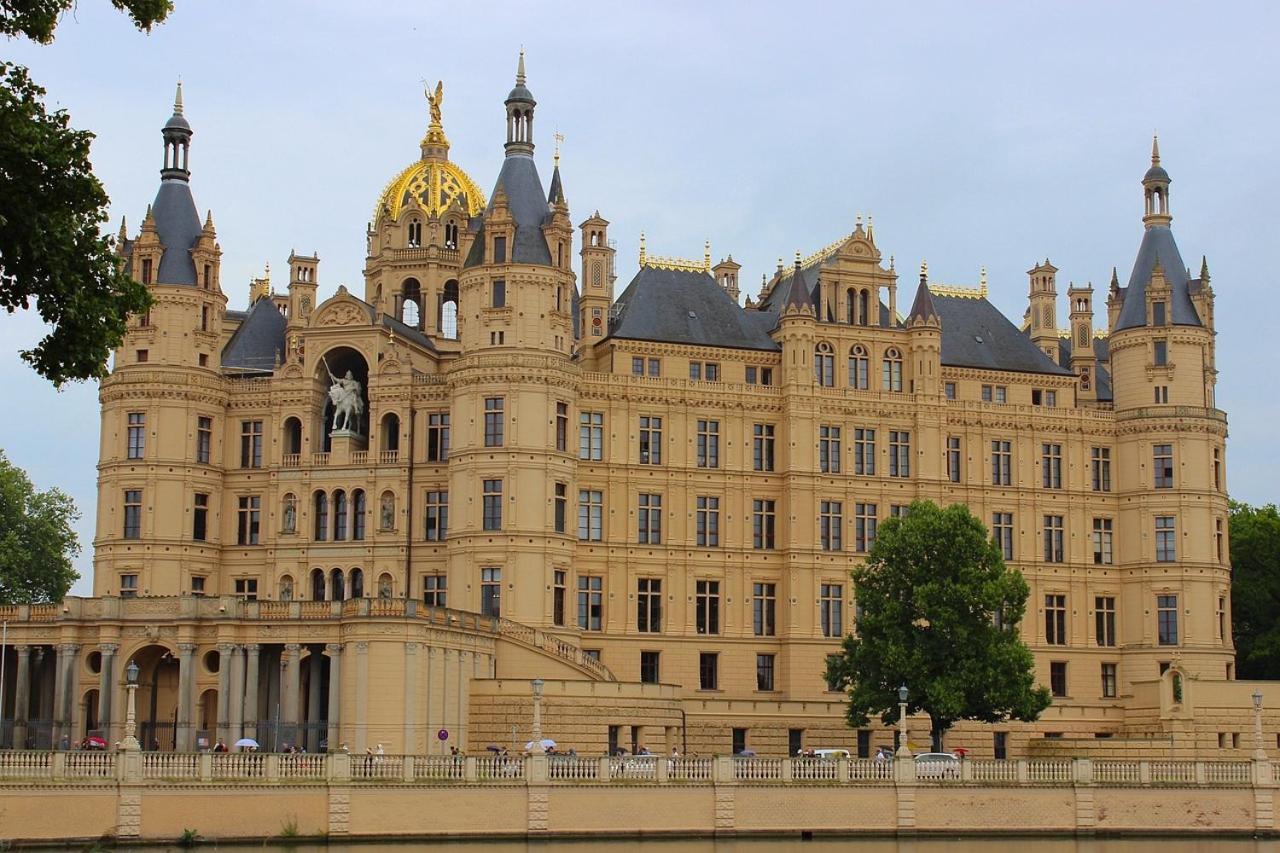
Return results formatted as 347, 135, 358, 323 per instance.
85, 736, 108, 749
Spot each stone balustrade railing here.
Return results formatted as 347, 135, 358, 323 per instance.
0, 752, 1266, 788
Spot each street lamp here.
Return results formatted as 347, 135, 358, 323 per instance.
897, 684, 911, 757
530, 678, 545, 753
121, 660, 141, 751
1253, 689, 1266, 760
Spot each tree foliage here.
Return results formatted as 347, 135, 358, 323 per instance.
0, 0, 172, 385
0, 450, 79, 603
826, 500, 1050, 750
1230, 501, 1280, 680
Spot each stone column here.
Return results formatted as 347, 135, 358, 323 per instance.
63, 645, 80, 747
97, 644, 117, 742
325, 644, 342, 752
283, 644, 301, 750
51, 645, 68, 748
13, 646, 30, 748
307, 647, 323, 752
456, 650, 468, 752
402, 643, 418, 755
424, 646, 438, 754
228, 645, 245, 743
215, 643, 232, 744
354, 642, 368, 752
242, 644, 260, 742
176, 643, 196, 751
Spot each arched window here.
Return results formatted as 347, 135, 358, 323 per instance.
352, 490, 366, 541
333, 490, 348, 541
444, 221, 459, 249
314, 492, 328, 541
859, 290, 870, 326
882, 348, 903, 392
407, 219, 422, 248
380, 413, 400, 453
279, 574, 294, 602
845, 289, 856, 325
849, 345, 869, 390
401, 278, 422, 330
311, 568, 325, 601
439, 280, 459, 340
350, 568, 365, 599
814, 342, 835, 387
283, 417, 302, 456
330, 568, 345, 602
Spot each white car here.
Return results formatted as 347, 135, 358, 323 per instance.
914, 752, 961, 779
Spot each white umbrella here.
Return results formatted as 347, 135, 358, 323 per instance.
525, 739, 556, 751
234, 737, 259, 749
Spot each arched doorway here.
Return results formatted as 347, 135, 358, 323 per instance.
128, 644, 179, 751
316, 346, 370, 450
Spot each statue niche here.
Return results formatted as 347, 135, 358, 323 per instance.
316, 346, 370, 453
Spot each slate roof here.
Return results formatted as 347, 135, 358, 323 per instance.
221, 298, 286, 372
547, 164, 564, 205
1057, 334, 1113, 401
933, 294, 1071, 375
381, 314, 437, 351
757, 267, 894, 328
609, 266, 779, 351
907, 279, 939, 324
151, 180, 202, 285
464, 154, 552, 268
1114, 225, 1202, 330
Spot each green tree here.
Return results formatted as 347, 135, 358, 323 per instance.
0, 450, 79, 603
1, 0, 172, 386
1230, 501, 1280, 680
826, 500, 1050, 751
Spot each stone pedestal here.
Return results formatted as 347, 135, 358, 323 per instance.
329, 430, 367, 466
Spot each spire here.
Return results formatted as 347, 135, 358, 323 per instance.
907, 262, 939, 327
174, 79, 183, 116
547, 132, 565, 205
1142, 134, 1172, 227
1200, 255, 1210, 284
1110, 266, 1120, 292
1151, 134, 1160, 166
517, 48, 526, 86
504, 50, 536, 156
161, 79, 192, 181
783, 251, 814, 315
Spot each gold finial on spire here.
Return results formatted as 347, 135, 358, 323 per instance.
426, 80, 443, 125
420, 79, 449, 154
889, 255, 895, 271
1151, 133, 1160, 165
554, 131, 564, 168
638, 231, 646, 266
704, 240, 711, 272
920, 259, 928, 278
980, 266, 988, 297
795, 250, 802, 267
516, 48, 526, 85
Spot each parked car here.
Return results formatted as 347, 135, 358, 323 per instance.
914, 752, 961, 779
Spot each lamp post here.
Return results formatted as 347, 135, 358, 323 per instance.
1253, 689, 1266, 760
897, 684, 911, 757
121, 660, 140, 752
530, 678, 545, 753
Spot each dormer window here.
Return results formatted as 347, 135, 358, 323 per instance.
1152, 301, 1166, 326
141, 258, 153, 285
493, 236, 507, 264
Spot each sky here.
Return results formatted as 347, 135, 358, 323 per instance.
2, 1, 1278, 596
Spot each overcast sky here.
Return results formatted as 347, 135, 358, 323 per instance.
2, 1, 1277, 596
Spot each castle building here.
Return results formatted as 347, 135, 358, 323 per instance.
0, 59, 1240, 758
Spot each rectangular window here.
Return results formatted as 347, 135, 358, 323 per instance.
1043, 515, 1065, 562
422, 574, 447, 608
493, 236, 506, 264
1045, 594, 1067, 645
632, 356, 644, 376
1218, 596, 1226, 641
752, 499, 776, 550
1092, 518, 1113, 565
127, 412, 145, 459
819, 500, 843, 551
554, 403, 568, 453
1153, 301, 1166, 325
753, 423, 775, 472
688, 362, 701, 381
991, 440, 1012, 486
553, 482, 567, 534
482, 479, 502, 530
1095, 596, 1116, 647
136, 349, 148, 362
1153, 339, 1168, 366
579, 412, 604, 461
577, 575, 603, 631
946, 436, 961, 483
699, 652, 718, 690
234, 578, 258, 601
640, 651, 660, 684
1154, 444, 1174, 488
1216, 518, 1225, 562
648, 358, 660, 377
638, 416, 662, 465
705, 362, 719, 381
578, 489, 602, 541
1155, 515, 1176, 562
427, 412, 450, 461
696, 580, 721, 635
191, 576, 205, 596
123, 489, 142, 539
240, 420, 263, 468
1041, 443, 1062, 489
237, 495, 261, 545
491, 279, 506, 308
854, 428, 876, 475
1091, 447, 1111, 492
756, 654, 776, 691
992, 512, 1014, 560
1101, 663, 1117, 699
890, 504, 909, 519
424, 490, 448, 541
1157, 594, 1179, 645
820, 583, 843, 638
120, 573, 138, 598
480, 567, 501, 617
1213, 447, 1222, 491
888, 430, 910, 478
484, 398, 504, 447
193, 493, 208, 541
855, 503, 877, 553
745, 366, 758, 384
982, 384, 992, 402
1050, 661, 1068, 698
553, 570, 566, 626
696, 420, 720, 468
196, 416, 212, 464
637, 493, 662, 544
944, 382, 956, 400
993, 732, 1008, 760
1154, 385, 1169, 404
637, 578, 662, 633
1045, 390, 1057, 407
695, 496, 720, 547
732, 728, 747, 755
818, 425, 841, 473
994, 385, 1007, 404
752, 582, 776, 636
140, 258, 152, 284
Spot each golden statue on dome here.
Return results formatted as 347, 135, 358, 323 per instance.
426, 80, 443, 126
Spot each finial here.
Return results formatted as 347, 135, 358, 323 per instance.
889, 255, 895, 271
704, 240, 711, 272
554, 131, 564, 167
855, 213, 862, 230
638, 231, 646, 265
777, 257, 783, 272
174, 78, 183, 115
1200, 255, 1210, 282
794, 250, 801, 269
980, 266, 988, 297
516, 48, 526, 85
1151, 133, 1160, 165
867, 215, 874, 242
118, 216, 127, 238
920, 259, 928, 280
1110, 266, 1119, 290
